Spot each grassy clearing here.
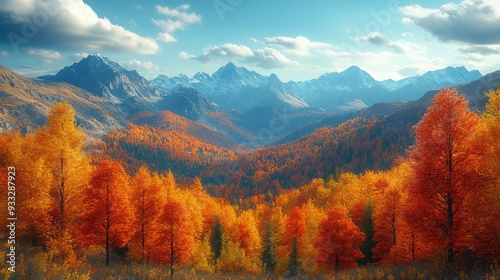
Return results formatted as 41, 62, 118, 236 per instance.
2, 245, 500, 280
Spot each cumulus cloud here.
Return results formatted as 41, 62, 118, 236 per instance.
10, 64, 58, 77
157, 32, 177, 43
400, 0, 500, 44
353, 32, 404, 53
249, 38, 261, 44
397, 59, 447, 76
122, 59, 159, 71
121, 59, 160, 78
0, 0, 159, 54
74, 52, 89, 60
264, 36, 331, 56
180, 43, 299, 69
352, 32, 427, 58
153, 4, 201, 43
251, 47, 299, 68
459, 45, 500, 56
25, 48, 61, 59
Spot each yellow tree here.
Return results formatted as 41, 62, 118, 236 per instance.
301, 200, 326, 276
0, 132, 52, 244
35, 102, 91, 236
471, 88, 500, 260
234, 211, 261, 257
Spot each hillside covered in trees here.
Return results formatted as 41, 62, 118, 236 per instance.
2, 88, 500, 279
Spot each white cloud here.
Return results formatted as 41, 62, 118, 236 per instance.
10, 65, 53, 77
74, 52, 89, 60
459, 45, 500, 56
264, 36, 331, 56
353, 32, 401, 53
128, 19, 137, 27
0, 0, 159, 54
397, 59, 448, 76
157, 32, 177, 43
180, 44, 300, 69
401, 32, 413, 38
182, 43, 253, 63
352, 32, 426, 57
153, 4, 201, 43
249, 38, 261, 44
25, 48, 61, 59
1, 51, 8, 57
122, 59, 159, 71
210, 43, 254, 57
400, 0, 500, 44
319, 48, 353, 59
251, 47, 300, 68
119, 59, 161, 80
121, 59, 160, 78
401, 17, 414, 24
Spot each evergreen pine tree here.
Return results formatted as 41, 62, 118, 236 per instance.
288, 235, 300, 276
261, 222, 278, 273
359, 203, 376, 265
210, 216, 224, 267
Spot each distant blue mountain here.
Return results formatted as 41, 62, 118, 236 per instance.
152, 62, 308, 111
153, 63, 482, 113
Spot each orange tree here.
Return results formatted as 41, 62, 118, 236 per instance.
314, 206, 365, 274
406, 88, 484, 266
79, 160, 135, 266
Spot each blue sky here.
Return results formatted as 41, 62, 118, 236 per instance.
1, 0, 499, 81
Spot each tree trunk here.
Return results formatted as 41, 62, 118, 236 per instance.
170, 231, 175, 277
447, 197, 454, 265
106, 232, 110, 266
59, 155, 66, 233
106, 182, 111, 266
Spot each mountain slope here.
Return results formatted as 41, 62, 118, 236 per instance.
287, 66, 390, 109
288, 66, 482, 110
41, 54, 162, 113
155, 86, 217, 121
128, 110, 237, 149
384, 66, 482, 101
0, 66, 125, 137
201, 70, 500, 197
152, 62, 308, 111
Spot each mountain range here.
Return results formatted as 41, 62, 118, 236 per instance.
153, 62, 481, 112
1, 53, 499, 194
41, 54, 163, 114
0, 54, 491, 147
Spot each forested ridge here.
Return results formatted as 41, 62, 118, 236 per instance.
1, 88, 500, 279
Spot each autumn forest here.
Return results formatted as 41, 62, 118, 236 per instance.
2, 87, 500, 279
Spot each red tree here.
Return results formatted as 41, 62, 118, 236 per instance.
130, 166, 164, 263
283, 207, 306, 250
79, 160, 135, 266
314, 206, 365, 274
406, 88, 483, 265
152, 199, 195, 277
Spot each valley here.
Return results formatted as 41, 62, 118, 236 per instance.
1, 54, 500, 278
